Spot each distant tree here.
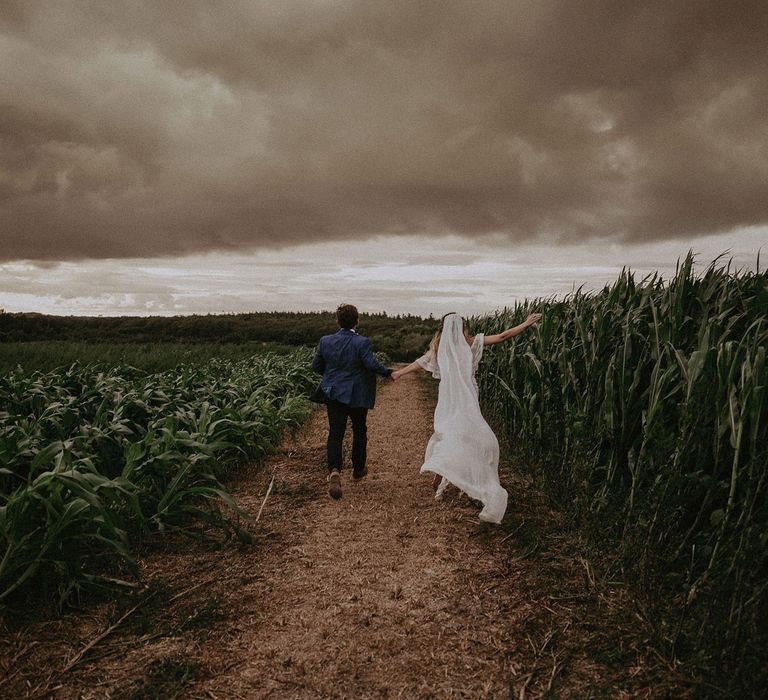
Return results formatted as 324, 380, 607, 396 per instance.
0, 310, 432, 359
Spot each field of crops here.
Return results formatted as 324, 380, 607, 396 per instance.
0, 351, 316, 604
0, 340, 297, 374
472, 253, 767, 688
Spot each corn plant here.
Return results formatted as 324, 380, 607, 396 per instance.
472, 253, 768, 690
0, 350, 316, 604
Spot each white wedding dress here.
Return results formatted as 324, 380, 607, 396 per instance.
416, 313, 508, 523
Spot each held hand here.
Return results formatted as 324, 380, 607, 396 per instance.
387, 370, 397, 381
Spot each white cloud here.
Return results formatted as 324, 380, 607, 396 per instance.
1, 228, 764, 317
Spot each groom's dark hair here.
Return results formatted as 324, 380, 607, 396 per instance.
336, 304, 359, 329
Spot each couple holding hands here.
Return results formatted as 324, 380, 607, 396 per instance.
311, 304, 541, 523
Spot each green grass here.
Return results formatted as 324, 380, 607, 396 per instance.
0, 340, 297, 374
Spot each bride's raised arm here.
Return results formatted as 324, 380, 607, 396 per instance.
483, 313, 542, 345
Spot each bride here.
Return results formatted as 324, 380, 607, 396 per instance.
391, 312, 542, 523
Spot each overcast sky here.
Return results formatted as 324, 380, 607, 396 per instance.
1, 1, 767, 317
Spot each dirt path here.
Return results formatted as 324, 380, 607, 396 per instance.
1, 372, 688, 699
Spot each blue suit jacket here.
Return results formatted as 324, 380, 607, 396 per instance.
312, 329, 391, 409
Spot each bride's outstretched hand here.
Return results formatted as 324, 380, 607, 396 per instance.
525, 312, 543, 327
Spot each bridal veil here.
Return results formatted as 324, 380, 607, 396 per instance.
419, 313, 508, 523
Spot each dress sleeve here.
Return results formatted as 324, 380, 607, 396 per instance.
415, 348, 440, 378
471, 334, 484, 370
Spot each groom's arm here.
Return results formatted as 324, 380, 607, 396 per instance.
359, 338, 392, 377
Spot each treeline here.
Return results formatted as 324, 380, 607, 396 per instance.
0, 341, 301, 374
0, 311, 437, 361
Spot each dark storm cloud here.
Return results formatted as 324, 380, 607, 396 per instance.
1, 0, 767, 262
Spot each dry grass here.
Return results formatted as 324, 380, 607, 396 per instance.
0, 370, 692, 698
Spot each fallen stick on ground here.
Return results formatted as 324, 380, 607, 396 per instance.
71, 573, 225, 666
500, 520, 526, 544
59, 590, 158, 675
168, 574, 220, 603
255, 474, 276, 523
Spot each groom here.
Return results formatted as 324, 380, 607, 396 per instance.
312, 304, 393, 499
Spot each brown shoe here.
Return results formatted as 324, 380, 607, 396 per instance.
328, 469, 342, 499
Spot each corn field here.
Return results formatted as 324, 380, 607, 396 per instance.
0, 340, 298, 374
473, 253, 767, 685
0, 351, 316, 604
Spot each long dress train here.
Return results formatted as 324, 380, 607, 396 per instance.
416, 313, 508, 523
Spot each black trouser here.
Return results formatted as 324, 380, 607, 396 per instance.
326, 400, 368, 474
